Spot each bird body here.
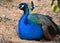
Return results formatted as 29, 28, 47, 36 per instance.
18, 19, 43, 40
18, 5, 43, 40
17, 2, 60, 40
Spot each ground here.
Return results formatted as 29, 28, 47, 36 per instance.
0, 0, 60, 43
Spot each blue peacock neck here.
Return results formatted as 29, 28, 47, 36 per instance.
24, 7, 29, 16
20, 6, 29, 24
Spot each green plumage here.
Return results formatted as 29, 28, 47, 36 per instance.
28, 13, 57, 31
28, 13, 59, 40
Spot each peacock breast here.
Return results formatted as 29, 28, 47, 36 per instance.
18, 19, 43, 40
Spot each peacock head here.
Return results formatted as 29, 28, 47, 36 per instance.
17, 1, 34, 11
17, 3, 28, 11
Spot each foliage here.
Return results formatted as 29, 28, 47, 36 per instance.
51, 0, 60, 12
57, 0, 60, 8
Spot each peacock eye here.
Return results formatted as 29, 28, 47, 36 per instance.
21, 5, 24, 8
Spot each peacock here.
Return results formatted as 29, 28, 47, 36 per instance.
17, 1, 60, 41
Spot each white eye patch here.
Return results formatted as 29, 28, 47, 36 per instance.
21, 5, 24, 8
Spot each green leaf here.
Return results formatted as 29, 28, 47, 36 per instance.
57, 0, 60, 8
53, 5, 57, 12
51, 0, 55, 6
